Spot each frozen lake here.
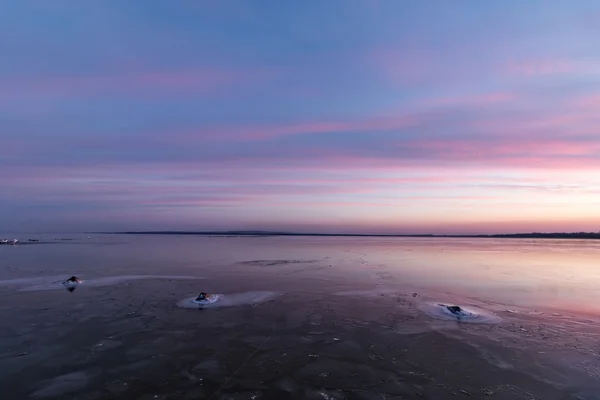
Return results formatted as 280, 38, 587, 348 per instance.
1, 234, 599, 399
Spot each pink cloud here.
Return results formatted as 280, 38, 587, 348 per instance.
0, 170, 383, 203
402, 136, 600, 163
0, 67, 269, 98
137, 196, 261, 208
370, 49, 435, 85
319, 147, 600, 170
470, 104, 600, 135
3, 163, 562, 193
505, 58, 576, 76
374, 46, 600, 85
504, 58, 600, 77
425, 91, 515, 107
574, 94, 600, 108
4, 98, 600, 180
4, 137, 600, 175
178, 114, 420, 142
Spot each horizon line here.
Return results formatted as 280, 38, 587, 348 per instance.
107, 230, 600, 239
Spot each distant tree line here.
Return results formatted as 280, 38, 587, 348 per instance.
118, 231, 600, 239
486, 232, 600, 239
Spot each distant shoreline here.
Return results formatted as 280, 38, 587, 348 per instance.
111, 231, 600, 239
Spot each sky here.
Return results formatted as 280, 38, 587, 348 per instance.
1, 0, 600, 234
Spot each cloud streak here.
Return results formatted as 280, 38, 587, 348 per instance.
0, 68, 270, 100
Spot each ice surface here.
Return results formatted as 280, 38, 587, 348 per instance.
333, 288, 401, 297
0, 275, 203, 292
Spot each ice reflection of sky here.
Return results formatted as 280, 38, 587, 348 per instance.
357, 238, 600, 313
1, 235, 600, 315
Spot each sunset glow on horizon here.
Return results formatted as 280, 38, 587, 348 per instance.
2, 1, 600, 234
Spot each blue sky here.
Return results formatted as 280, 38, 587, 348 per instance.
1, 1, 600, 233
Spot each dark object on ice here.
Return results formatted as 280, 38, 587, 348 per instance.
446, 305, 462, 315
196, 292, 208, 301
412, 292, 418, 297
63, 276, 81, 292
